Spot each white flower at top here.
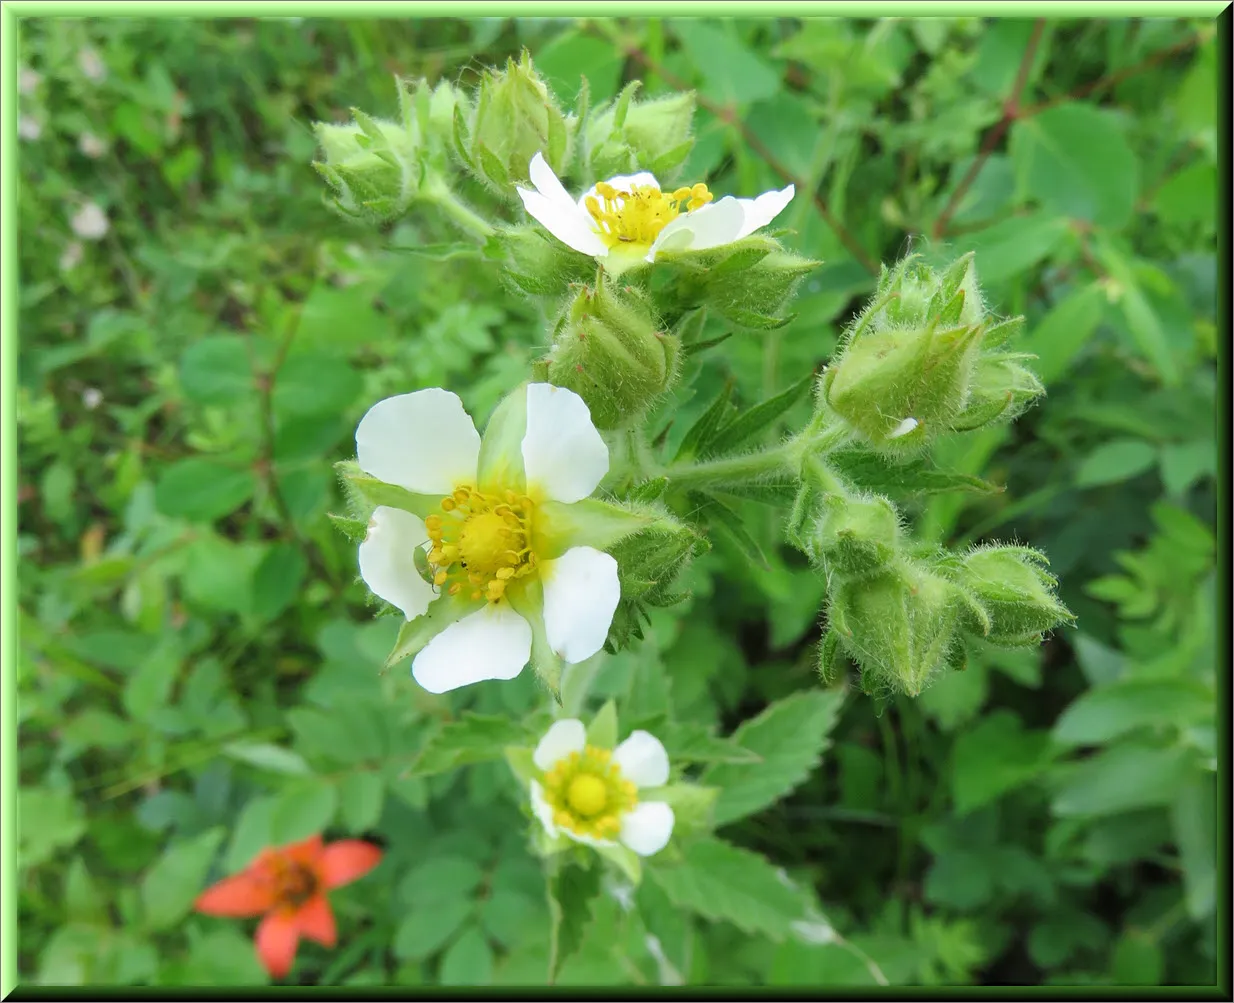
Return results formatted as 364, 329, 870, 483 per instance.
71, 202, 109, 241
516, 151, 795, 274
356, 382, 623, 695
530, 719, 675, 857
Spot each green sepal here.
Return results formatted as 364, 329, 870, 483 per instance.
386, 593, 484, 668
586, 700, 619, 748
593, 841, 642, 886
476, 382, 529, 491
504, 746, 538, 786
340, 467, 442, 520
507, 579, 563, 700
536, 497, 658, 558
327, 512, 369, 543
640, 783, 719, 837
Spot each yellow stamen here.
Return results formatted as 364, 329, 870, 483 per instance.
539, 743, 640, 842
584, 179, 715, 248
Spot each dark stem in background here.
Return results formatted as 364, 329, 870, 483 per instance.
587, 19, 881, 276
931, 19, 1047, 242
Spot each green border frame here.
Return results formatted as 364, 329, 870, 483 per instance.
1, 4, 1229, 999
0, 1, 1230, 15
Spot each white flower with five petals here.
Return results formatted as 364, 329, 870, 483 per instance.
516, 151, 795, 274
355, 382, 645, 695
529, 719, 675, 857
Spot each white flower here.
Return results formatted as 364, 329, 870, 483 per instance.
529, 719, 675, 857
82, 387, 104, 410
516, 151, 795, 274
355, 383, 626, 695
71, 202, 109, 241
18, 116, 42, 142
78, 132, 107, 159
19, 66, 41, 95
78, 47, 106, 82
59, 242, 84, 273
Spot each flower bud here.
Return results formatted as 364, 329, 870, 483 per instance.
490, 225, 596, 299
313, 111, 424, 225
461, 51, 573, 193
953, 545, 1075, 645
545, 276, 679, 429
586, 86, 696, 183
950, 352, 1045, 431
823, 320, 984, 447
808, 492, 902, 578
827, 560, 963, 696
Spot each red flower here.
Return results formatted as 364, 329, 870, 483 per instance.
194, 834, 382, 980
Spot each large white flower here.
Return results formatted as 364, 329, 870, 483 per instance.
529, 719, 675, 857
355, 383, 642, 695
516, 151, 795, 273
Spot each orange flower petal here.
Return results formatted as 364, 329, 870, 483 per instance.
195, 872, 275, 917
295, 894, 337, 948
283, 834, 325, 865
256, 911, 300, 981
320, 841, 383, 889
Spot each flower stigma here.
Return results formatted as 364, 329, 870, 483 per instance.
542, 744, 639, 840
585, 181, 713, 248
425, 486, 537, 602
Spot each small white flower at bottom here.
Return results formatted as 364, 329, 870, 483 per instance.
529, 718, 675, 858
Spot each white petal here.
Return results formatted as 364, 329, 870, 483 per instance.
888, 416, 919, 439
533, 718, 586, 770
542, 546, 620, 664
648, 197, 747, 259
356, 389, 480, 495
357, 507, 436, 620
734, 184, 796, 240
411, 603, 531, 694
619, 802, 674, 857
521, 383, 609, 504
528, 151, 577, 208
517, 187, 609, 258
530, 780, 558, 838
612, 730, 670, 788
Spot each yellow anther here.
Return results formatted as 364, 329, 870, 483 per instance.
595, 182, 617, 199
440, 497, 456, 512
496, 567, 515, 580
453, 488, 470, 504
448, 582, 462, 595
433, 570, 448, 586
425, 515, 442, 531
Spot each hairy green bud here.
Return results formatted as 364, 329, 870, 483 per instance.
462, 51, 573, 193
808, 492, 902, 578
827, 560, 963, 696
586, 86, 696, 183
545, 276, 679, 429
490, 225, 596, 299
953, 545, 1075, 645
951, 352, 1046, 432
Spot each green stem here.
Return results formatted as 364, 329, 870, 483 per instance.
560, 655, 603, 718
663, 442, 798, 491
425, 187, 494, 239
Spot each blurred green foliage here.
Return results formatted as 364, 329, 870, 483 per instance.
16, 14, 1218, 988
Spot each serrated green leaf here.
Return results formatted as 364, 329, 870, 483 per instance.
408, 714, 537, 777
702, 691, 844, 826
547, 862, 601, 983
647, 838, 804, 940
705, 373, 815, 458
141, 828, 225, 931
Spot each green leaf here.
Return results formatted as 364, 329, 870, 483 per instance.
673, 383, 735, 462
155, 459, 256, 522
1053, 678, 1212, 747
251, 542, 308, 621
390, 241, 483, 261
179, 336, 254, 406
1010, 102, 1139, 229
1111, 930, 1164, 986
700, 494, 769, 570
1023, 284, 1106, 385
268, 779, 339, 844
951, 711, 1056, 815
222, 742, 312, 776
399, 855, 484, 906
705, 373, 815, 457
141, 828, 225, 931
674, 20, 783, 107
338, 772, 385, 832
224, 796, 276, 872
952, 212, 1070, 286
18, 787, 86, 868
408, 714, 536, 777
1052, 743, 1196, 818
273, 352, 363, 417
547, 862, 601, 983
1074, 439, 1157, 487
829, 448, 1002, 501
395, 899, 475, 961
663, 723, 762, 764
439, 924, 494, 985
1159, 440, 1216, 497
1170, 771, 1216, 920
1093, 236, 1181, 386
647, 838, 804, 940
702, 690, 844, 826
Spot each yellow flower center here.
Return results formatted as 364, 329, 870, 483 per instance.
585, 181, 714, 248
542, 744, 638, 841
425, 486, 537, 603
